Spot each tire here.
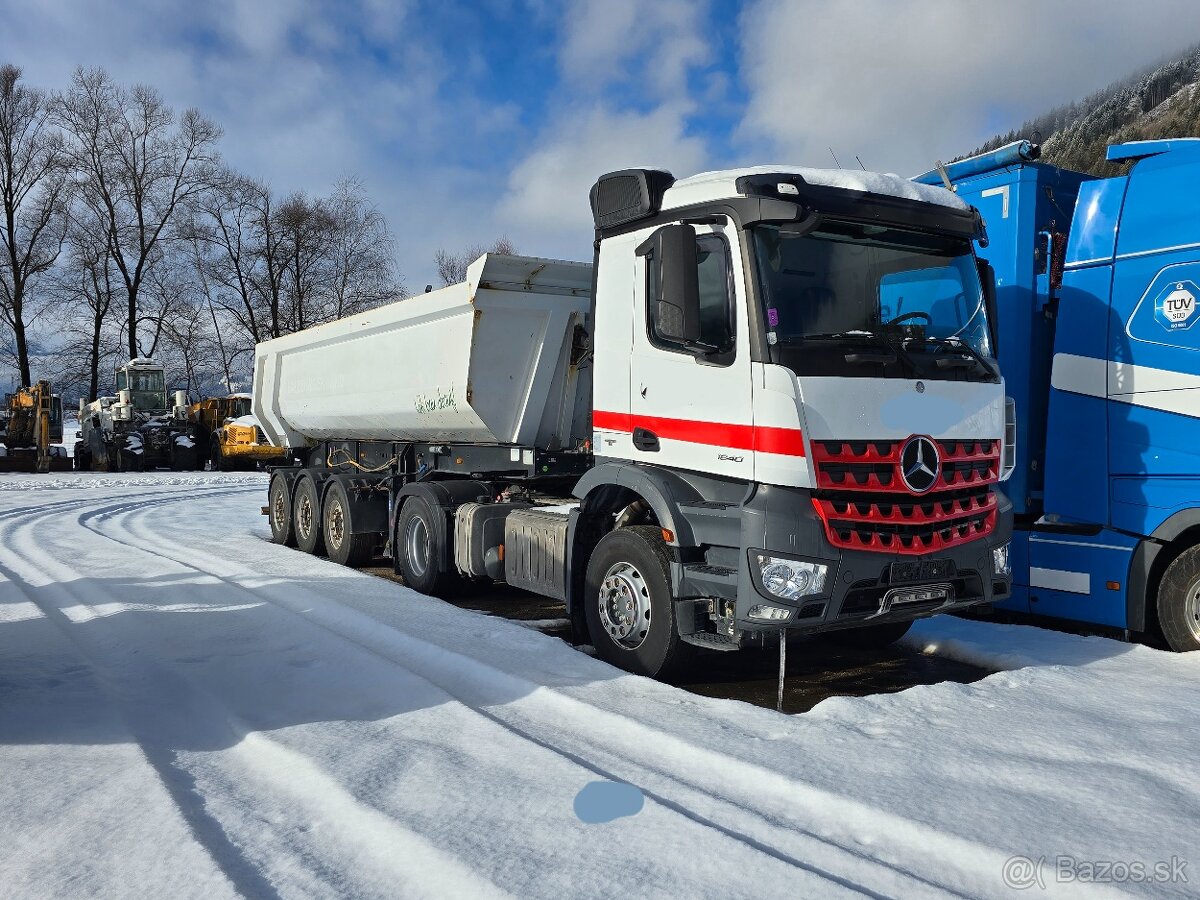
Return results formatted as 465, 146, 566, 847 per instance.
824, 620, 913, 649
268, 472, 296, 546
171, 444, 197, 471
394, 496, 459, 596
116, 445, 142, 473
210, 439, 227, 472
583, 526, 693, 679
322, 481, 375, 567
292, 476, 325, 555
1157, 545, 1200, 652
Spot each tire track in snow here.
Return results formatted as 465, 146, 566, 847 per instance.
84, 487, 1062, 900
71, 489, 881, 896
0, 487, 512, 900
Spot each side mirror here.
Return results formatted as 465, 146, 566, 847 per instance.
638, 223, 700, 344
977, 258, 1000, 356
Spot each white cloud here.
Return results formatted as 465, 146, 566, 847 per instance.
559, 0, 711, 99
739, 0, 1200, 175
497, 104, 710, 257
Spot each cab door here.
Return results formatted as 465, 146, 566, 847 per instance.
627, 220, 754, 480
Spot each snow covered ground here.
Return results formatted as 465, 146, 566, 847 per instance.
1, 473, 1198, 898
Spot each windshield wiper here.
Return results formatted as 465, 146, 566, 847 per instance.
790, 331, 921, 375
909, 336, 999, 379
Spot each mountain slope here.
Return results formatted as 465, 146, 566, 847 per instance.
966, 44, 1200, 175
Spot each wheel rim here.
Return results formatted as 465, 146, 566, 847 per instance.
298, 494, 313, 538
598, 561, 652, 650
1187, 578, 1200, 642
328, 499, 344, 549
405, 515, 430, 578
271, 486, 287, 532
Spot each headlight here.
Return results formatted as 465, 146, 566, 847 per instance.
755, 554, 828, 600
992, 542, 1011, 577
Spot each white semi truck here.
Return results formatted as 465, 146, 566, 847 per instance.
254, 166, 1015, 678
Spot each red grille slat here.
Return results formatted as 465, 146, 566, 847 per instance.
812, 434, 1001, 555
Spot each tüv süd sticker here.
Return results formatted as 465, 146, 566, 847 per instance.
1154, 281, 1200, 331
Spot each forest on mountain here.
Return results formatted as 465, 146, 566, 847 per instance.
965, 43, 1200, 175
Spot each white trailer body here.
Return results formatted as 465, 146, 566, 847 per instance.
254, 254, 592, 450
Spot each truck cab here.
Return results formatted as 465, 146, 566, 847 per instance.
918, 138, 1200, 650
580, 168, 1014, 659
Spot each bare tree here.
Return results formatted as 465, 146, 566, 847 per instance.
60, 213, 120, 402
434, 235, 517, 287
0, 64, 68, 386
56, 67, 221, 361
275, 191, 335, 332
327, 178, 403, 317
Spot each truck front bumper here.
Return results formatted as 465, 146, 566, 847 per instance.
687, 483, 1013, 638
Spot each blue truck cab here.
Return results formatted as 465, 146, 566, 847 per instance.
917, 139, 1200, 650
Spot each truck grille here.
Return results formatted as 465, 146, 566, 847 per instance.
811, 438, 999, 554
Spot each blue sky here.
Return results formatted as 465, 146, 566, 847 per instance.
3, 0, 1200, 289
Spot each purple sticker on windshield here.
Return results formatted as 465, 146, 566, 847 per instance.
767, 307, 779, 327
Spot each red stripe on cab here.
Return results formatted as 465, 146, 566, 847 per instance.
591, 410, 805, 457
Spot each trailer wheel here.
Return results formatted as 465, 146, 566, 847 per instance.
395, 497, 458, 596
268, 472, 296, 547
1157, 545, 1200, 652
823, 620, 913, 649
584, 526, 693, 679
293, 476, 325, 555
323, 481, 375, 567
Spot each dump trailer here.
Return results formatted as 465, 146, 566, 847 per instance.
917, 137, 1200, 651
0, 380, 71, 473
255, 165, 1015, 678
76, 358, 201, 471
188, 395, 289, 471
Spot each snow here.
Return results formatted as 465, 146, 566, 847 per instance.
228, 414, 261, 428
1, 473, 1197, 898
666, 165, 970, 212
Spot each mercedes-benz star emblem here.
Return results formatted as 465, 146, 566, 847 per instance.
900, 435, 940, 493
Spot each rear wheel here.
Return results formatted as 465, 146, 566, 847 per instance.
823, 620, 913, 649
268, 472, 296, 546
1157, 545, 1200, 652
210, 439, 227, 472
116, 445, 142, 473
171, 442, 198, 471
323, 481, 375, 567
293, 476, 325, 555
584, 526, 693, 679
394, 497, 459, 596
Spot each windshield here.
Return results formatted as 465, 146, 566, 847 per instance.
115, 369, 167, 411
230, 397, 252, 418
752, 221, 993, 377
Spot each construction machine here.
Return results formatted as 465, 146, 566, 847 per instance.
0, 380, 72, 473
188, 395, 289, 471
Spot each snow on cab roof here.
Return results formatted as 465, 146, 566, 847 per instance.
662, 165, 969, 213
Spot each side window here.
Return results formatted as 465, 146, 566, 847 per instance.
647, 233, 735, 357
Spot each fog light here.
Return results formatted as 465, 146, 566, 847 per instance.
748, 604, 792, 621
992, 542, 1011, 577
756, 555, 827, 600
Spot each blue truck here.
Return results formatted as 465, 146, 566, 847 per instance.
917, 138, 1200, 651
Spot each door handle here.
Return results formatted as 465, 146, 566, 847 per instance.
632, 427, 660, 452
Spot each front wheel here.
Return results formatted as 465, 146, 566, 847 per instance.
1157, 545, 1200, 652
583, 526, 693, 679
